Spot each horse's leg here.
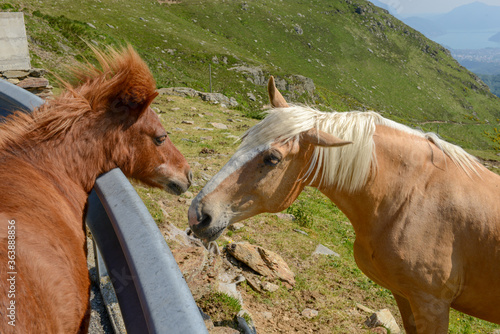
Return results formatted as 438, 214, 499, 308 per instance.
408, 294, 450, 334
393, 293, 417, 334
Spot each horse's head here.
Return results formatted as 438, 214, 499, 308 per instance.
121, 105, 192, 195
78, 46, 192, 194
188, 77, 350, 241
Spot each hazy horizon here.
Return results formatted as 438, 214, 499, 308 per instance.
375, 0, 500, 15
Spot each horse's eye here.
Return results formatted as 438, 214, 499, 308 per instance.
154, 135, 167, 146
264, 153, 281, 166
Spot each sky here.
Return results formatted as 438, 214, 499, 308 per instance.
375, 0, 500, 15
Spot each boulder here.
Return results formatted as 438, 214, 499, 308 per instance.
3, 70, 29, 79
313, 244, 340, 257
301, 308, 318, 318
17, 77, 49, 89
210, 122, 228, 130
365, 309, 401, 334
226, 242, 295, 288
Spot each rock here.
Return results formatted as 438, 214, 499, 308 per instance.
262, 311, 273, 320
288, 74, 315, 97
87, 22, 97, 29
197, 92, 239, 107
158, 87, 198, 97
356, 303, 375, 314
172, 245, 225, 300
247, 92, 256, 101
365, 309, 401, 334
293, 228, 308, 236
243, 273, 262, 292
16, 77, 49, 89
294, 24, 303, 35
209, 327, 239, 334
275, 213, 295, 221
200, 172, 212, 181
226, 242, 295, 288
228, 66, 267, 86
217, 281, 241, 303
262, 281, 279, 292
106, 23, 115, 29
2, 70, 29, 79
229, 222, 245, 231
301, 308, 318, 318
28, 68, 46, 77
210, 122, 228, 130
313, 244, 340, 257
182, 120, 194, 125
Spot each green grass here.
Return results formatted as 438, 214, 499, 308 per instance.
198, 291, 242, 324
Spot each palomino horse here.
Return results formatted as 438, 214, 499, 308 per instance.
0, 46, 191, 333
189, 77, 500, 333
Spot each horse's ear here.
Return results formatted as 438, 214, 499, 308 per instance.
110, 90, 159, 121
268, 76, 289, 108
82, 45, 158, 122
301, 128, 352, 147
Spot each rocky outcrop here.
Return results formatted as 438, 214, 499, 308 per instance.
229, 66, 316, 101
0, 68, 53, 99
157, 87, 239, 107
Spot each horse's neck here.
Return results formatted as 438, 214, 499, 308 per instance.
318, 125, 441, 236
24, 136, 111, 211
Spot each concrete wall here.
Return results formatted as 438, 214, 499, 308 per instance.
0, 12, 30, 71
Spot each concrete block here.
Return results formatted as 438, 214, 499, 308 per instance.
0, 12, 30, 71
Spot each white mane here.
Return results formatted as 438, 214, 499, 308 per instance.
239, 106, 479, 193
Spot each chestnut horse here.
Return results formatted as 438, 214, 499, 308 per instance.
0, 46, 191, 333
189, 77, 500, 333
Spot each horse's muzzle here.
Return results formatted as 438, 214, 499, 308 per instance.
163, 170, 192, 195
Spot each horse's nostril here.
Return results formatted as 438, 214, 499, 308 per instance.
168, 181, 183, 195
187, 170, 193, 186
199, 213, 212, 229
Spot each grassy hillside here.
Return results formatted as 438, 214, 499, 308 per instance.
2, 0, 500, 152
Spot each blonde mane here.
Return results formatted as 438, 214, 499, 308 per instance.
239, 106, 479, 193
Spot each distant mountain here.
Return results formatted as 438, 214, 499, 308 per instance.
438, 2, 500, 31
489, 32, 500, 43
396, 2, 500, 49
403, 16, 445, 37
478, 73, 500, 97
367, 0, 390, 12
